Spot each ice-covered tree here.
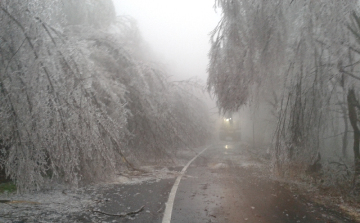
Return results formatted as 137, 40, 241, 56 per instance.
207, 0, 359, 178
0, 0, 211, 191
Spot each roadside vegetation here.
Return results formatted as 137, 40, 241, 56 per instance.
208, 0, 360, 218
0, 0, 211, 192
0, 183, 16, 194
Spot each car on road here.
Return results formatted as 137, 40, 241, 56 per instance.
219, 113, 241, 141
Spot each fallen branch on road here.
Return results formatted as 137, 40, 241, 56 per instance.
157, 206, 163, 213
91, 205, 145, 217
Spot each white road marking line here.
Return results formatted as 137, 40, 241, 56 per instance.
162, 147, 209, 223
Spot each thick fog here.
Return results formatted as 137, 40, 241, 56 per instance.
112, 0, 221, 81
2, 2, 360, 221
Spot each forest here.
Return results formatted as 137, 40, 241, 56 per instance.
0, 0, 211, 192
3, 0, 360, 222
208, 0, 360, 195
2, 0, 360, 202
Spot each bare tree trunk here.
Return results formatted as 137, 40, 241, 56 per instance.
342, 48, 354, 158
341, 96, 349, 158
347, 88, 360, 180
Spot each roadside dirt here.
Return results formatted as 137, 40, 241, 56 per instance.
241, 143, 360, 223
225, 164, 356, 223
275, 174, 360, 223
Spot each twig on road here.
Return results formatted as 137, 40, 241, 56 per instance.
92, 205, 145, 217
157, 206, 164, 213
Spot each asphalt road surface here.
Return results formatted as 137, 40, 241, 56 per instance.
82, 141, 355, 223
169, 142, 353, 223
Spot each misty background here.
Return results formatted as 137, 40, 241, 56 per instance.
112, 0, 221, 81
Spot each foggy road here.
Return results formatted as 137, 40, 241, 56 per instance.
167, 142, 352, 223
84, 142, 355, 223
2, 1, 360, 223
1, 142, 356, 222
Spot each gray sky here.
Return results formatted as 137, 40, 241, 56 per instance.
112, 0, 221, 81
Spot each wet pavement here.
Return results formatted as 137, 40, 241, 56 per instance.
87, 141, 356, 223
171, 142, 353, 223
77, 179, 175, 223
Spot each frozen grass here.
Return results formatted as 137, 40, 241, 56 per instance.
0, 182, 16, 194
0, 185, 93, 222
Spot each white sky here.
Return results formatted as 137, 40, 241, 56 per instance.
112, 0, 221, 81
